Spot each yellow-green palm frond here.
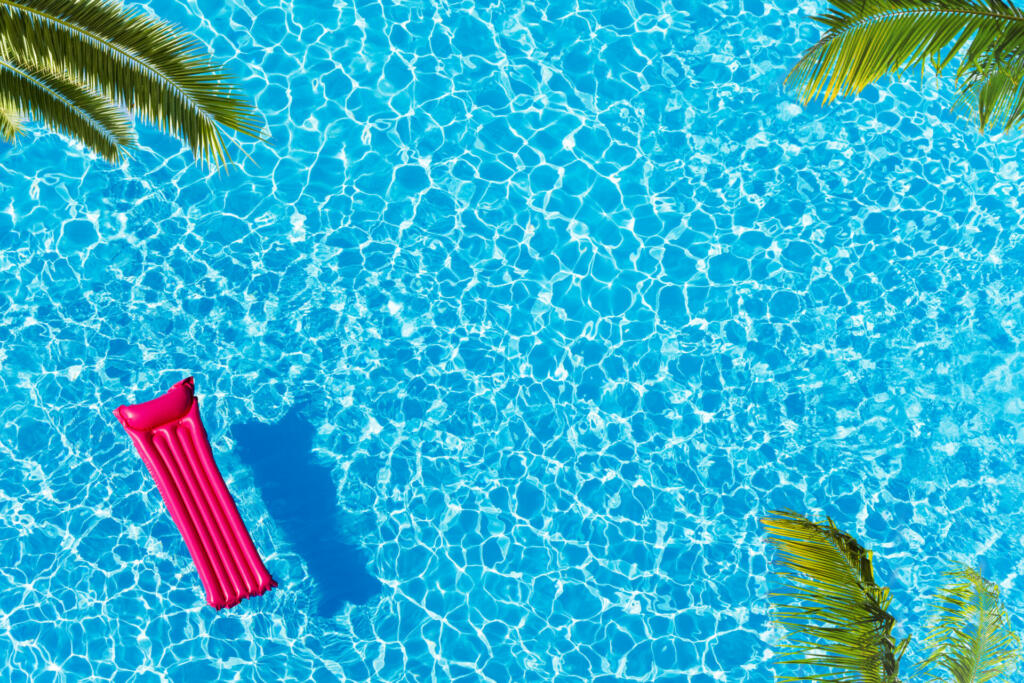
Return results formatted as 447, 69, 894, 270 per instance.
915, 566, 1021, 683
0, 57, 134, 161
952, 46, 1024, 129
0, 97, 22, 141
0, 0, 260, 164
762, 510, 908, 683
789, 0, 1024, 131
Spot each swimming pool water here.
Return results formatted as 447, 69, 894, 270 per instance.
2, 0, 1024, 680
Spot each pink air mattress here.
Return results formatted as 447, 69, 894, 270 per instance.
115, 377, 276, 609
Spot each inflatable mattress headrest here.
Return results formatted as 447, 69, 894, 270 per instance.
115, 376, 196, 431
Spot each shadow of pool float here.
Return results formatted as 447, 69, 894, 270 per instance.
231, 406, 382, 616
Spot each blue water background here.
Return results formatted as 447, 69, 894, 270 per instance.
3, 0, 1024, 680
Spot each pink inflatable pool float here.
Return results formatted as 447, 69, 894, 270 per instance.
115, 377, 276, 609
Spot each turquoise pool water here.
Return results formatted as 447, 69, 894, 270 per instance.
3, 0, 1024, 680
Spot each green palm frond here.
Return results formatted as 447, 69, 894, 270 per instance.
0, 57, 134, 160
762, 510, 908, 683
789, 0, 1024, 131
954, 47, 1024, 128
0, 97, 22, 141
916, 566, 1021, 683
0, 0, 259, 164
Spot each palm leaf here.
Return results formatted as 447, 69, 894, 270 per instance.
788, 0, 1024, 131
0, 97, 22, 141
0, 56, 133, 160
953, 46, 1024, 129
915, 566, 1021, 682
0, 0, 259, 163
762, 510, 907, 683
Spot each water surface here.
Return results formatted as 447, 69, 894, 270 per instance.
1, 0, 1023, 680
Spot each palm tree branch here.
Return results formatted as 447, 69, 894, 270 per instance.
0, 0, 260, 163
954, 47, 1024, 128
0, 96, 22, 141
916, 566, 1021, 682
6, 54, 135, 143
0, 56, 133, 160
762, 510, 904, 682
788, 0, 1024, 106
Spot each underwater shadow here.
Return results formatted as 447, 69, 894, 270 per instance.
231, 406, 382, 616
